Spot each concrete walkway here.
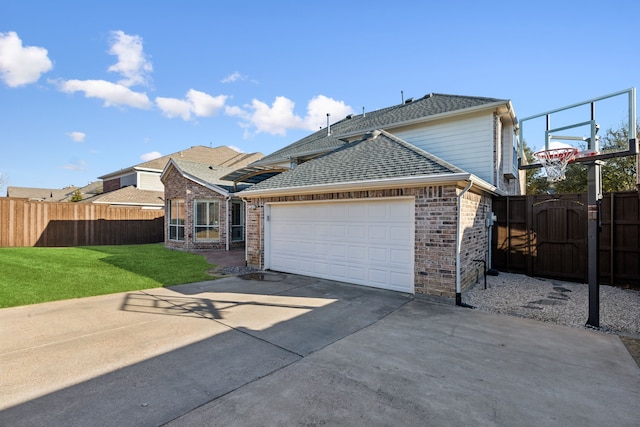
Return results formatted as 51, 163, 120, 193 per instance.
1, 274, 638, 426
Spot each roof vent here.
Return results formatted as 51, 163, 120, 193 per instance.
363, 130, 382, 140
404, 97, 414, 104
422, 93, 434, 99
346, 114, 353, 119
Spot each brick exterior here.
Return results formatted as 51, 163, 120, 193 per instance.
244, 184, 493, 300
163, 167, 241, 251
103, 178, 121, 193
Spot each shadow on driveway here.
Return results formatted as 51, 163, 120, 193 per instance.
1, 274, 638, 427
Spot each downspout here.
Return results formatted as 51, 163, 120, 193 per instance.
456, 180, 473, 306
225, 196, 230, 251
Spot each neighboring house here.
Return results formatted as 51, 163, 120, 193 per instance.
161, 159, 251, 251
96, 145, 263, 209
223, 93, 521, 303
6, 181, 103, 202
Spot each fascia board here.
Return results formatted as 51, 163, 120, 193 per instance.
337, 101, 510, 140
241, 173, 474, 197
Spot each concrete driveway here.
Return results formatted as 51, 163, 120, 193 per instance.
1, 273, 638, 427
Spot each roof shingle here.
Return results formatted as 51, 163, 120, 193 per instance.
242, 130, 465, 193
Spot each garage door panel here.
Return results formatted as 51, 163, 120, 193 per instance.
390, 248, 412, 265
268, 200, 414, 294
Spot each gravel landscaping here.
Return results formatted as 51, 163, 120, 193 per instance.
463, 272, 640, 336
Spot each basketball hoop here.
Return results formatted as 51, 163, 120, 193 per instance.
533, 147, 578, 182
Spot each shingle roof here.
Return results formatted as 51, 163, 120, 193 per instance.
86, 186, 164, 206
251, 93, 507, 167
163, 159, 252, 193
242, 130, 465, 193
7, 181, 103, 202
99, 146, 264, 179
137, 145, 263, 170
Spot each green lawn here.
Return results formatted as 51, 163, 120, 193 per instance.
0, 244, 216, 308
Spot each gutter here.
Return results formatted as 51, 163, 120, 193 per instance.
241, 173, 505, 198
226, 196, 230, 251
456, 180, 474, 307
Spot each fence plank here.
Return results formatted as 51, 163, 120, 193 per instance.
0, 198, 164, 247
493, 191, 640, 289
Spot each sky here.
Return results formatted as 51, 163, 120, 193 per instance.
1, 0, 638, 190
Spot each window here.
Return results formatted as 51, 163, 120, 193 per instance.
231, 200, 244, 242
168, 199, 185, 241
194, 200, 220, 241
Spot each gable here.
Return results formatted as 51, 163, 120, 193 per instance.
252, 93, 509, 168
242, 130, 469, 195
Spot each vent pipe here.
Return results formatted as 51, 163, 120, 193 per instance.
401, 90, 404, 104
362, 106, 365, 118
326, 113, 331, 136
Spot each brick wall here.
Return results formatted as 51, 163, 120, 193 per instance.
103, 178, 120, 193
163, 167, 230, 251
459, 190, 492, 291
244, 184, 492, 299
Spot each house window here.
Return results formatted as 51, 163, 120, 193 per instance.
168, 199, 185, 241
231, 200, 244, 242
194, 200, 220, 241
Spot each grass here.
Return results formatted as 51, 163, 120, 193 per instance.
0, 244, 216, 308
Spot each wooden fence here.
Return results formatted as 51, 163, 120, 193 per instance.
0, 198, 165, 247
492, 191, 640, 289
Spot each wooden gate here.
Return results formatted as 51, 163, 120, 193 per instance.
493, 192, 640, 288
531, 196, 587, 282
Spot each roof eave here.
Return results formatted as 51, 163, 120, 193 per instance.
240, 173, 473, 197
162, 160, 230, 197
338, 100, 511, 140
98, 167, 136, 180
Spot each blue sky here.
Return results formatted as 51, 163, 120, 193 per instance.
1, 0, 638, 190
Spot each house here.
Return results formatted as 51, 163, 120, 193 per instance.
95, 145, 263, 209
6, 181, 103, 201
223, 93, 521, 303
160, 159, 253, 251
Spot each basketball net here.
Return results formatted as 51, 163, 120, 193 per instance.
533, 147, 578, 182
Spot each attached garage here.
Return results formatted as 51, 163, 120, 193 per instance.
265, 198, 415, 293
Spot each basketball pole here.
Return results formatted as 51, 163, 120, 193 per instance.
586, 160, 603, 328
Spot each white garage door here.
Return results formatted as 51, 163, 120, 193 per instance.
266, 199, 414, 293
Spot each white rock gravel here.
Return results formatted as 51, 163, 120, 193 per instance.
463, 272, 640, 336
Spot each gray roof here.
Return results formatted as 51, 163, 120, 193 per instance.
99, 146, 264, 179
7, 181, 103, 202
163, 159, 251, 193
242, 130, 465, 193
251, 93, 507, 167
85, 186, 164, 206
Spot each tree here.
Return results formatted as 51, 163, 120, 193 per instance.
600, 122, 637, 192
70, 189, 83, 202
525, 121, 638, 194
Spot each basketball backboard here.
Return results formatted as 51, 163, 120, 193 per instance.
518, 87, 637, 169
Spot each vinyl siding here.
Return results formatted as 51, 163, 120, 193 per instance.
392, 112, 495, 184
138, 171, 164, 191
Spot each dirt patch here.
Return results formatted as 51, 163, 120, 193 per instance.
620, 336, 640, 368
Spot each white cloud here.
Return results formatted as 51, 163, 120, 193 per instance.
0, 31, 53, 87
227, 95, 354, 136
140, 151, 162, 161
107, 30, 152, 87
226, 145, 244, 153
61, 160, 87, 171
67, 131, 86, 142
303, 95, 353, 131
187, 89, 227, 116
156, 96, 191, 120
156, 89, 227, 121
57, 79, 152, 109
221, 71, 246, 83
